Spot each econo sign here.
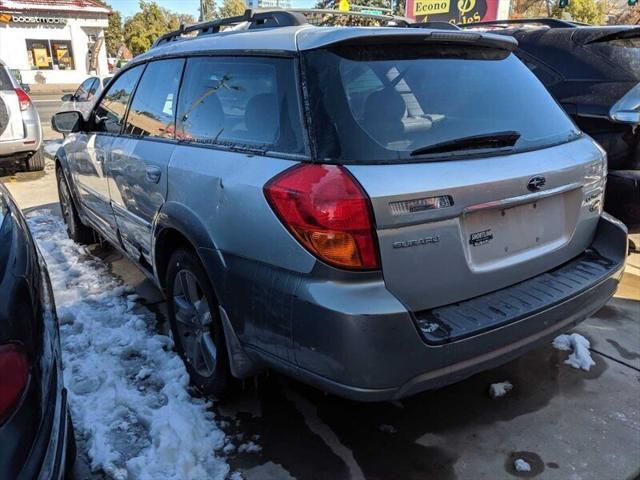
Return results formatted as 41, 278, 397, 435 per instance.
408, 0, 509, 24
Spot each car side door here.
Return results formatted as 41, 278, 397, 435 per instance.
106, 59, 185, 264
69, 65, 144, 243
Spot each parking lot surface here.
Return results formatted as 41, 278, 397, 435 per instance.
1, 110, 639, 479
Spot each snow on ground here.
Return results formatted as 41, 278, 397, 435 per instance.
27, 211, 230, 480
553, 333, 596, 371
514, 458, 531, 472
488, 381, 513, 399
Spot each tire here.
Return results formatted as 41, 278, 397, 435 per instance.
166, 248, 230, 398
25, 148, 45, 172
0, 96, 8, 137
56, 168, 95, 244
64, 415, 77, 479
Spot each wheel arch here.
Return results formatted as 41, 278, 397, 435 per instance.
152, 201, 225, 297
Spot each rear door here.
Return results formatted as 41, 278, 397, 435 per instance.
303, 43, 606, 312
69, 66, 144, 241
107, 59, 185, 263
0, 67, 25, 143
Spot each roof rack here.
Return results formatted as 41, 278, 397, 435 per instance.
290, 8, 411, 26
152, 9, 307, 48
459, 17, 581, 29
152, 8, 413, 48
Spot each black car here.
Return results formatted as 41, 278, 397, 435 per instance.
0, 184, 75, 479
462, 19, 640, 227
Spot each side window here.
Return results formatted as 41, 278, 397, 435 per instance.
75, 78, 95, 102
176, 56, 304, 154
123, 59, 184, 139
94, 65, 144, 135
88, 78, 100, 99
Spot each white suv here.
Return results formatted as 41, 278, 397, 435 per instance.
0, 60, 44, 171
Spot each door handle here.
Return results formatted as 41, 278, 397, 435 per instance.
145, 166, 162, 184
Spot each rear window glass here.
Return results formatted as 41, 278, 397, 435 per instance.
176, 56, 305, 155
0, 67, 13, 90
303, 45, 580, 164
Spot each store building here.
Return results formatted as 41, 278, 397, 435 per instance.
0, 0, 110, 86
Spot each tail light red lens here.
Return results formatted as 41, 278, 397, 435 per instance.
264, 163, 380, 270
0, 344, 29, 421
15, 88, 32, 111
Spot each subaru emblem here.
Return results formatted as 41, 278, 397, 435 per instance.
527, 176, 546, 192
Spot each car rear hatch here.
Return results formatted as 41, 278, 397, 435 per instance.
0, 68, 25, 144
301, 33, 607, 313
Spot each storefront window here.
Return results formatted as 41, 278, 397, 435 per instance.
26, 39, 74, 70
26, 39, 52, 70
51, 41, 74, 70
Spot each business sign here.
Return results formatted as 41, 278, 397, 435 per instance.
0, 13, 67, 25
407, 0, 509, 24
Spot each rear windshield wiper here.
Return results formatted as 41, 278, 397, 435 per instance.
410, 131, 521, 157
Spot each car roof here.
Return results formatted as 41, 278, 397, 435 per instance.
133, 24, 517, 65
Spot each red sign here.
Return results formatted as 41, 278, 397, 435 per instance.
406, 0, 507, 24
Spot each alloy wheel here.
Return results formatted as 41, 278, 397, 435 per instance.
172, 269, 217, 377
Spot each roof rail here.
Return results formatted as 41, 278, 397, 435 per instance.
459, 17, 581, 29
152, 9, 307, 48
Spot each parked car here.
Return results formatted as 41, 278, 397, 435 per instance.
60, 75, 113, 118
0, 60, 44, 171
0, 184, 75, 478
461, 19, 640, 227
51, 10, 628, 402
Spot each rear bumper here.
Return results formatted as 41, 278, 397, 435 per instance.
218, 214, 627, 402
0, 113, 42, 160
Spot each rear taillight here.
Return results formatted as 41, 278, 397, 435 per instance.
0, 344, 29, 421
264, 163, 380, 270
15, 88, 32, 111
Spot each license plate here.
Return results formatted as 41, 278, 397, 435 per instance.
463, 191, 577, 269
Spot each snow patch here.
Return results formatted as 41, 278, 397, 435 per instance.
488, 381, 513, 399
514, 458, 531, 472
238, 441, 262, 454
553, 333, 595, 371
27, 211, 230, 480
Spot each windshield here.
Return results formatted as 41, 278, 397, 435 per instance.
302, 45, 580, 164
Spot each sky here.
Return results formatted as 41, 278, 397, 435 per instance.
108, 0, 315, 18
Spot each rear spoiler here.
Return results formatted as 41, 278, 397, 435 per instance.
574, 26, 640, 45
296, 28, 518, 52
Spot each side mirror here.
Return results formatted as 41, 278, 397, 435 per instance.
52, 111, 84, 134
61, 93, 74, 102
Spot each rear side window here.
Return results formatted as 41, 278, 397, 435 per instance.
303, 45, 580, 164
94, 65, 144, 134
124, 59, 185, 139
176, 56, 305, 154
0, 67, 14, 90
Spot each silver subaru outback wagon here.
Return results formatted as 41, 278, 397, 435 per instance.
51, 10, 628, 401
